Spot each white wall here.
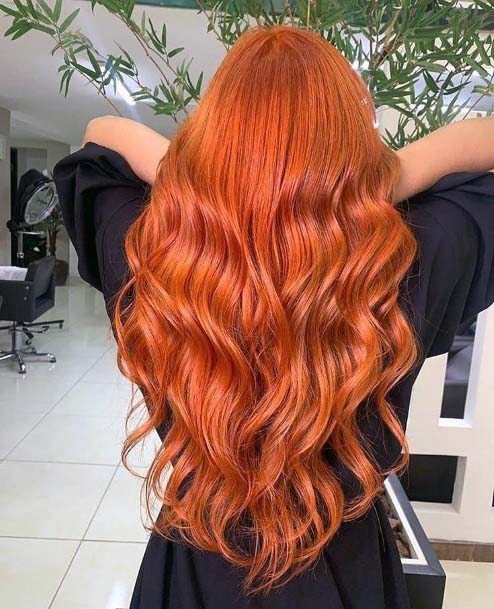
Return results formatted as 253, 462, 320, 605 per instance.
408, 306, 494, 544
11, 138, 70, 172
16, 147, 47, 176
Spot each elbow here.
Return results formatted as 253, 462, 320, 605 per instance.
82, 115, 117, 147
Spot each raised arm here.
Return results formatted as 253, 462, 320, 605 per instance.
82, 115, 170, 185
392, 116, 494, 203
85, 115, 494, 197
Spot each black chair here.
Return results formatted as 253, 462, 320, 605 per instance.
0, 256, 63, 374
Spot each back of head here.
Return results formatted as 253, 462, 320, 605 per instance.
114, 24, 418, 596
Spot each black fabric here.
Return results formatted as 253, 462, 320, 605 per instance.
53, 143, 494, 609
53, 142, 149, 313
397, 170, 494, 358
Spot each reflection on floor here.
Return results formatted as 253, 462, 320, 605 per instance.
0, 278, 492, 609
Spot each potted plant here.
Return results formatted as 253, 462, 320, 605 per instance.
1, 0, 493, 142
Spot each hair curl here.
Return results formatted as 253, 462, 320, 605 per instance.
113, 24, 419, 597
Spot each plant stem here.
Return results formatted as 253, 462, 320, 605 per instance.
373, 10, 401, 70
52, 30, 122, 115
463, 75, 494, 119
121, 20, 188, 121
368, 0, 376, 67
195, 0, 230, 50
125, 19, 174, 89
285, 0, 295, 26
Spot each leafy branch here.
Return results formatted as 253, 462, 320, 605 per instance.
0, 0, 204, 120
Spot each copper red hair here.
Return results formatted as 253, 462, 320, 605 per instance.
112, 24, 419, 596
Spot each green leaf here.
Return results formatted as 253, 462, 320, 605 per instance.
415, 60, 446, 73
168, 47, 184, 58
195, 71, 203, 95
422, 71, 439, 93
12, 0, 28, 17
31, 22, 55, 34
71, 44, 88, 55
87, 49, 102, 75
73, 61, 98, 79
36, 0, 53, 19
475, 39, 490, 66
140, 9, 145, 34
32, 8, 52, 24
25, 0, 37, 17
161, 21, 166, 48
464, 56, 489, 78
53, 0, 61, 22
147, 19, 163, 53
115, 61, 134, 76
125, 0, 134, 18
5, 19, 28, 37
444, 82, 470, 96
59, 8, 79, 32
12, 23, 32, 39
59, 68, 69, 93
62, 70, 73, 96
0, 2, 19, 16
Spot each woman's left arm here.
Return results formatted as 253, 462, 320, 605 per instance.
82, 115, 170, 185
392, 116, 494, 203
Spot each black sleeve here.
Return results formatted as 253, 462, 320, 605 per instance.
399, 170, 494, 358
53, 142, 150, 311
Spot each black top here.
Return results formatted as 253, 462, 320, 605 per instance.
53, 143, 494, 609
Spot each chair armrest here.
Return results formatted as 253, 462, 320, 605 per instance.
0, 279, 35, 291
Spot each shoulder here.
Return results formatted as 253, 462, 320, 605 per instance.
398, 170, 494, 218
397, 170, 494, 358
82, 116, 170, 185
54, 142, 148, 192
53, 143, 150, 297
54, 141, 150, 233
398, 171, 494, 265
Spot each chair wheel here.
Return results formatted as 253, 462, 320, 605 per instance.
59, 323, 64, 329
18, 366, 26, 374
50, 356, 56, 363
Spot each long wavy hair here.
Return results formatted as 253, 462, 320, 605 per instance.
113, 24, 419, 596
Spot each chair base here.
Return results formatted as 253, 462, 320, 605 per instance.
0, 321, 57, 374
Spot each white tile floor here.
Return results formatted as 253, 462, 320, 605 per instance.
0, 278, 492, 608
0, 279, 151, 609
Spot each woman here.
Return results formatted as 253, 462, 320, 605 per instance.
53, 25, 494, 609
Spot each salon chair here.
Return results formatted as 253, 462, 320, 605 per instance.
0, 256, 60, 374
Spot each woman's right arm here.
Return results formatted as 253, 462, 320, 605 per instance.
392, 116, 494, 203
82, 115, 170, 185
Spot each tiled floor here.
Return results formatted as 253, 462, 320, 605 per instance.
0, 279, 152, 609
0, 278, 492, 608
